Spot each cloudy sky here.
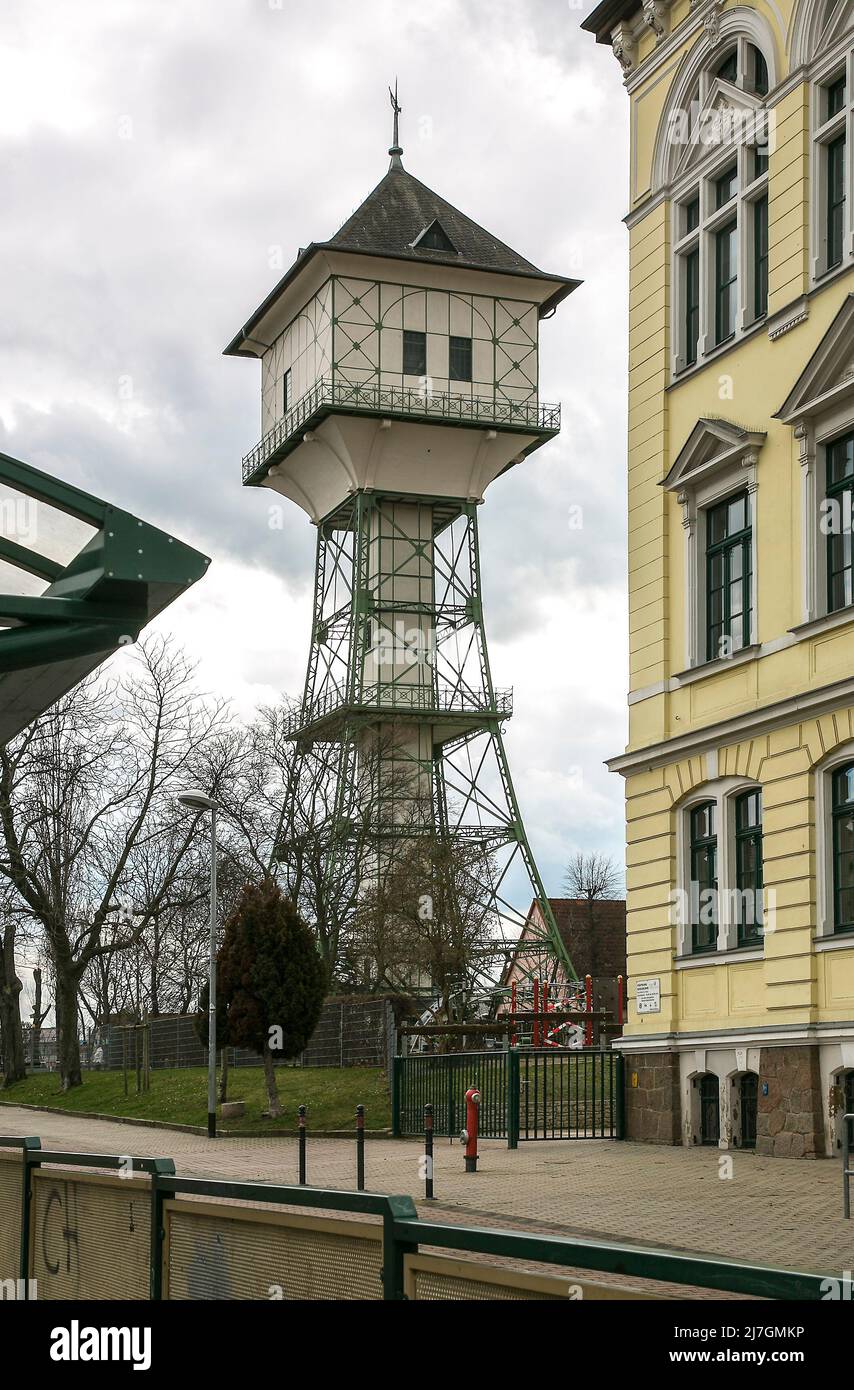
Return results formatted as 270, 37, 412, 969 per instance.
0, 0, 629, 899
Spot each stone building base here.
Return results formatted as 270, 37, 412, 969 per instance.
622, 1052, 681, 1144
620, 1041, 850, 1157
756, 1045, 825, 1158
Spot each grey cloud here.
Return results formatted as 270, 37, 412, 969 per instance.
1, 0, 629, 875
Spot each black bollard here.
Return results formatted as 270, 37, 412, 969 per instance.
356, 1104, 365, 1191
298, 1104, 307, 1185
424, 1103, 434, 1200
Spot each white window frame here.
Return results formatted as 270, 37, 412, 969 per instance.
793, 396, 854, 625
810, 46, 854, 283
815, 740, 854, 940
675, 777, 765, 959
678, 454, 759, 670
670, 41, 771, 377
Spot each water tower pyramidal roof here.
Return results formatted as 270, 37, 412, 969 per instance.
327, 160, 542, 276
224, 103, 579, 357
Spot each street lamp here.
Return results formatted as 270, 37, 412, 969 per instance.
177, 789, 219, 1138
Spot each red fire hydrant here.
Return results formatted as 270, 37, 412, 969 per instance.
462, 1087, 480, 1172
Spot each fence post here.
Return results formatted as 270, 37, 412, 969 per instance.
391, 1056, 402, 1137
447, 1058, 456, 1140
381, 1195, 419, 1300
424, 1104, 434, 1199
506, 1048, 520, 1150
149, 1158, 177, 1300
298, 1105, 307, 1185
19, 1138, 41, 1292
355, 1105, 365, 1192
615, 1052, 626, 1140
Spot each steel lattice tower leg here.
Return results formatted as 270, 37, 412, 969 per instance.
277, 491, 575, 993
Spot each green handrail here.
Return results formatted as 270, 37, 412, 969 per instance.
0, 1137, 835, 1302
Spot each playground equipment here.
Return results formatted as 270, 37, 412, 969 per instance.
400, 971, 623, 1058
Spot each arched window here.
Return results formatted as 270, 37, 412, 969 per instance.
812, 57, 850, 279
717, 47, 738, 85
831, 763, 854, 933
667, 30, 773, 375
690, 801, 718, 954
734, 789, 763, 946
716, 41, 769, 98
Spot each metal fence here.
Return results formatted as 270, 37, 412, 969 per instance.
518, 1049, 619, 1140
394, 1050, 509, 1140
0, 1136, 832, 1301
95, 996, 396, 1073
392, 1049, 623, 1144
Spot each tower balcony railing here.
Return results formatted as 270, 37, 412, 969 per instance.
286, 681, 513, 735
242, 376, 561, 483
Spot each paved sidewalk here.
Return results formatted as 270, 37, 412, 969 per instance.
1, 1105, 850, 1279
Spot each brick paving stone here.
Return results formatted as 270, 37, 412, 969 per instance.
2, 1106, 850, 1294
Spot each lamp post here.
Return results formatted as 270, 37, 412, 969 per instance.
177, 789, 219, 1138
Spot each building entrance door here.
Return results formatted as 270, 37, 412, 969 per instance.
699, 1074, 720, 1146
739, 1073, 757, 1149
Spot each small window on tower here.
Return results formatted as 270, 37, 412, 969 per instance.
403, 330, 427, 377
449, 335, 472, 382
411, 219, 458, 254
282, 369, 291, 416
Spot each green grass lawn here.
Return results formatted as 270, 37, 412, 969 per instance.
0, 1065, 390, 1134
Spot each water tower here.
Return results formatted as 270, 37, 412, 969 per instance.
226, 94, 579, 992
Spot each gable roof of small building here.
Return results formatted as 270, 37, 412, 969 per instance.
505, 896, 627, 977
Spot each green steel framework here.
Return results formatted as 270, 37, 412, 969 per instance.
0, 448, 210, 743
269, 480, 575, 991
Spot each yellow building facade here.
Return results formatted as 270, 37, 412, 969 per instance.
583, 0, 854, 1155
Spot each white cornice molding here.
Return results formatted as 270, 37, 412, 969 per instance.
608, 671, 854, 775
613, 1021, 854, 1052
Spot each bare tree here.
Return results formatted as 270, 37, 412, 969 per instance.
0, 879, 30, 1084
563, 851, 623, 979
563, 852, 622, 904
30, 964, 51, 1068
349, 792, 500, 1025
0, 636, 228, 1089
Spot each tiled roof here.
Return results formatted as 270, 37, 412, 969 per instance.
328, 162, 543, 275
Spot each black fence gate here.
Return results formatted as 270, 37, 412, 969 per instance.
392, 1049, 623, 1144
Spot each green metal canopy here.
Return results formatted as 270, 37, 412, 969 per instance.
0, 447, 210, 744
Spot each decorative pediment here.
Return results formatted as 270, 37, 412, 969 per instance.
776, 296, 854, 424
670, 80, 765, 182
662, 417, 766, 492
